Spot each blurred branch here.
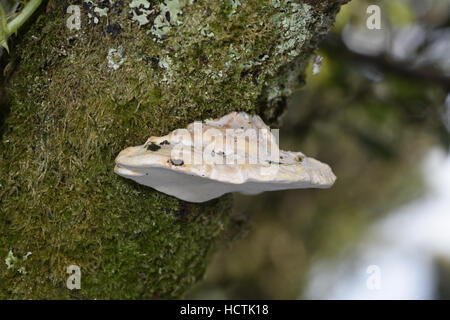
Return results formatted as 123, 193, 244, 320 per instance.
324, 33, 450, 90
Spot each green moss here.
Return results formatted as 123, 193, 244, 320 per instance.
0, 0, 342, 299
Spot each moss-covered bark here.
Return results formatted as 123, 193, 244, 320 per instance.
0, 0, 344, 299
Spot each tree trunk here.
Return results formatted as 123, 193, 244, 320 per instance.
0, 0, 346, 299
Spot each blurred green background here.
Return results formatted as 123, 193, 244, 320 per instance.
1, 0, 450, 300
187, 0, 450, 299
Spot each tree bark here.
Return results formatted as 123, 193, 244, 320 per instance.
0, 0, 346, 299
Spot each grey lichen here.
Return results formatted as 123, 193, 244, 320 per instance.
94, 6, 109, 17
129, 0, 151, 8
199, 24, 214, 38
107, 46, 126, 70
128, 0, 190, 39
227, 0, 241, 19
158, 55, 174, 82
260, 0, 341, 121
129, 0, 152, 26
5, 250, 31, 275
4, 250, 17, 270
151, 0, 189, 40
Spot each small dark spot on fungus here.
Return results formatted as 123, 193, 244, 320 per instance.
147, 143, 161, 151
294, 155, 304, 163
165, 11, 171, 23
171, 159, 184, 166
160, 140, 170, 145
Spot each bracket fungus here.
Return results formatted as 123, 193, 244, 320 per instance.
114, 112, 336, 202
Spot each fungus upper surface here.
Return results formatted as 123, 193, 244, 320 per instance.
115, 112, 336, 202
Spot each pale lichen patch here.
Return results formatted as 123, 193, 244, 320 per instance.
199, 24, 215, 38
150, 0, 189, 40
272, 0, 281, 8
94, 6, 109, 18
84, 0, 123, 29
129, 0, 153, 26
107, 46, 126, 71
5, 250, 17, 270
128, 0, 190, 40
158, 55, 174, 83
241, 54, 270, 71
129, 0, 151, 8
131, 10, 151, 26
274, 2, 312, 56
5, 250, 32, 275
228, 0, 241, 19
225, 44, 241, 70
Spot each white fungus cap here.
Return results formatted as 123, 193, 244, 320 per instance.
114, 112, 336, 202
